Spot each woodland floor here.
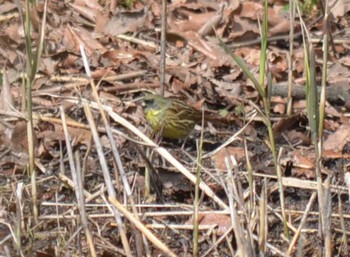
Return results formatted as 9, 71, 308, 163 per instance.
1, 0, 350, 256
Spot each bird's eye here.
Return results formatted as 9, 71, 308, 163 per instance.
144, 99, 154, 105
142, 99, 155, 109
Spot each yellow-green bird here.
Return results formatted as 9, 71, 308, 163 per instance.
143, 94, 203, 139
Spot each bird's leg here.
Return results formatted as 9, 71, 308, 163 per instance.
181, 136, 189, 150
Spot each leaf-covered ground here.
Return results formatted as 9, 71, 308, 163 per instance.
1, 0, 350, 256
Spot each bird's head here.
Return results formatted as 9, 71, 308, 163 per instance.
142, 94, 171, 114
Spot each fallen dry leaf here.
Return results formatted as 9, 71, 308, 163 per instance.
330, 0, 350, 18
212, 146, 247, 171
11, 120, 37, 153
273, 114, 301, 135
323, 124, 350, 152
281, 148, 315, 171
186, 213, 232, 236
69, 3, 99, 22
97, 8, 151, 36
63, 25, 107, 57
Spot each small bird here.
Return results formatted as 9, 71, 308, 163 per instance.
143, 94, 203, 139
